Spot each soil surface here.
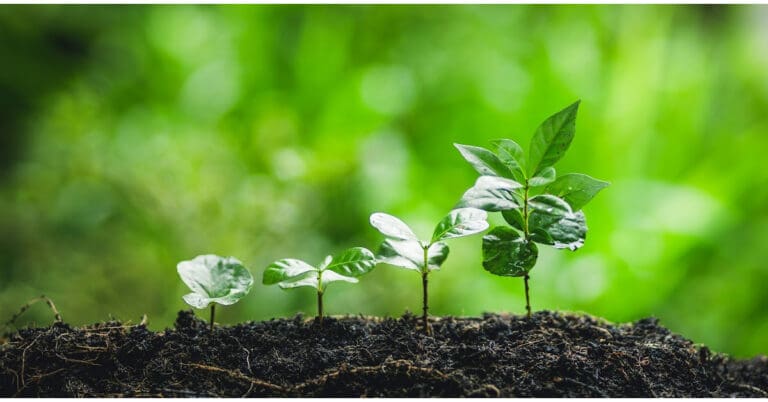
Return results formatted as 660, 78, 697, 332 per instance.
1, 310, 767, 397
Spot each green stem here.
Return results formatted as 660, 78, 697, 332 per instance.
317, 271, 324, 325
523, 183, 530, 240
524, 274, 531, 319
209, 304, 215, 332
422, 245, 430, 335
522, 182, 532, 318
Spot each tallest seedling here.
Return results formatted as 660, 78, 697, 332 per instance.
455, 101, 609, 318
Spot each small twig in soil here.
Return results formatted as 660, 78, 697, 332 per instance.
55, 353, 101, 366
183, 362, 286, 392
292, 358, 450, 392
19, 337, 39, 389
4, 295, 62, 329
733, 383, 768, 397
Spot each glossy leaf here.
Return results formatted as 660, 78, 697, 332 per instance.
177, 255, 254, 309
263, 258, 317, 285
528, 101, 580, 176
528, 166, 556, 187
543, 173, 610, 211
528, 194, 571, 219
531, 210, 587, 250
456, 175, 522, 212
277, 270, 319, 290
431, 207, 489, 242
481, 227, 538, 277
377, 239, 423, 271
426, 241, 450, 271
501, 208, 524, 231
369, 212, 418, 241
529, 227, 555, 245
319, 270, 359, 289
527, 194, 587, 250
324, 247, 376, 277
492, 138, 526, 182
377, 239, 449, 272
454, 143, 514, 178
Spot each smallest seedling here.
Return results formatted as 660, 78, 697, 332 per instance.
263, 247, 376, 325
177, 254, 254, 331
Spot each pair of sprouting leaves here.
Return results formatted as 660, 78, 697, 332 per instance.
262, 247, 376, 293
177, 255, 254, 309
370, 208, 489, 273
455, 101, 609, 277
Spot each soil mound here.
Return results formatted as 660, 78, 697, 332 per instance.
1, 311, 767, 397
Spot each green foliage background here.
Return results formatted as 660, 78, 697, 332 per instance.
1, 5, 767, 357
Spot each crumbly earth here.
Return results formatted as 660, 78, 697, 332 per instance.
1, 310, 767, 397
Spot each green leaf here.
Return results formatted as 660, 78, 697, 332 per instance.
528, 194, 571, 219
277, 270, 319, 290
528, 101, 580, 176
369, 212, 418, 241
454, 143, 514, 178
529, 227, 555, 245
377, 239, 449, 272
431, 207, 489, 242
426, 241, 449, 271
527, 194, 587, 250
543, 173, 609, 211
501, 208, 524, 231
481, 227, 538, 277
177, 255, 254, 309
319, 270, 359, 290
528, 166, 556, 187
491, 139, 526, 182
456, 176, 523, 212
263, 258, 317, 285
324, 247, 377, 277
531, 210, 587, 251
377, 239, 422, 271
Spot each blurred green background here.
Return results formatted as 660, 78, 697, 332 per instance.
1, 5, 767, 357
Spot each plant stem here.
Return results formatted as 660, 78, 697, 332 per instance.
523, 183, 530, 240
317, 290, 323, 325
317, 271, 324, 325
524, 274, 531, 319
422, 245, 430, 335
209, 304, 215, 332
422, 271, 429, 334
522, 182, 532, 319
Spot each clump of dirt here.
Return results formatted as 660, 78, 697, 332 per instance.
1, 310, 767, 397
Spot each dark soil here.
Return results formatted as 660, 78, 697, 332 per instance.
1, 310, 767, 397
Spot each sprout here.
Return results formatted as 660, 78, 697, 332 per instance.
177, 254, 254, 331
262, 247, 376, 325
370, 208, 488, 334
455, 101, 609, 318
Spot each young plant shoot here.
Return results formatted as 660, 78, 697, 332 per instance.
262, 247, 376, 324
370, 208, 489, 334
455, 101, 609, 318
177, 254, 254, 331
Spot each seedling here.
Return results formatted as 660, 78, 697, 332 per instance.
370, 208, 488, 333
177, 254, 254, 331
455, 101, 609, 318
262, 247, 376, 324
